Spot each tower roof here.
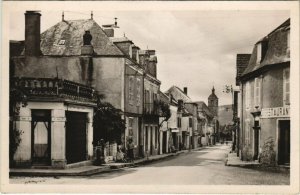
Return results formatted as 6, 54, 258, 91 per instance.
208, 86, 218, 100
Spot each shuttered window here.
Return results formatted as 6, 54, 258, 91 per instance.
283, 69, 290, 105
254, 78, 261, 108
136, 78, 141, 106
245, 82, 251, 110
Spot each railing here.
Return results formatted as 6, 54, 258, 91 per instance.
11, 77, 97, 102
144, 103, 159, 115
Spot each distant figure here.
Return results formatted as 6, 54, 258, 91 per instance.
127, 138, 135, 163
116, 145, 126, 163
83, 31, 92, 45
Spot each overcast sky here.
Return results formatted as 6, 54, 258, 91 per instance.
10, 10, 289, 105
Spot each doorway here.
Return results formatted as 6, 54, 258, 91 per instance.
66, 111, 87, 164
31, 110, 51, 166
162, 131, 167, 153
278, 120, 290, 165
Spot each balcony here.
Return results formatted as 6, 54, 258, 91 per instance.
143, 103, 159, 116
11, 77, 97, 102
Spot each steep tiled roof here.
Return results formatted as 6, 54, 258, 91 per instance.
241, 18, 290, 79
39, 19, 124, 56
165, 86, 191, 102
236, 54, 251, 85
193, 101, 213, 118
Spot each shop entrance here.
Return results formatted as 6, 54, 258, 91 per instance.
31, 110, 51, 166
66, 111, 87, 164
278, 120, 290, 165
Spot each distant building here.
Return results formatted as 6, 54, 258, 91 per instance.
237, 19, 290, 165
193, 101, 214, 146
207, 87, 219, 144
218, 105, 234, 142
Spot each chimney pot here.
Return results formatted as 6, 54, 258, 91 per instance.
183, 87, 188, 95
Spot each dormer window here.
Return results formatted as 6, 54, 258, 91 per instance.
58, 40, 65, 45
256, 43, 262, 64
287, 30, 290, 55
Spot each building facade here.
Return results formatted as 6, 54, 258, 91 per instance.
237, 19, 290, 165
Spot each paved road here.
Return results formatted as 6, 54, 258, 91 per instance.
10, 144, 289, 185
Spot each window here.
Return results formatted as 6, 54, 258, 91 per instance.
256, 43, 262, 64
287, 30, 290, 50
245, 119, 251, 146
177, 117, 181, 128
58, 40, 65, 45
129, 76, 134, 105
254, 77, 261, 108
136, 78, 141, 106
283, 69, 290, 105
128, 117, 134, 138
245, 82, 251, 110
155, 126, 158, 148
189, 118, 192, 128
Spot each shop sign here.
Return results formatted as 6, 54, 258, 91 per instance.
261, 106, 290, 118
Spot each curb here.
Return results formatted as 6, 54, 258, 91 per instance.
10, 147, 205, 177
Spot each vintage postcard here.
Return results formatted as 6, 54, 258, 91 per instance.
1, 1, 299, 194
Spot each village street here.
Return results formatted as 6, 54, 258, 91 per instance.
10, 144, 289, 185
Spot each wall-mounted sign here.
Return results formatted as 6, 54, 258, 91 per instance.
261, 106, 290, 118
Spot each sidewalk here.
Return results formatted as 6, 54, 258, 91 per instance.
10, 148, 195, 177
225, 152, 260, 167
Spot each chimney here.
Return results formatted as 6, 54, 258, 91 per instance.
25, 11, 41, 56
132, 45, 140, 62
183, 87, 187, 95
148, 55, 157, 78
81, 31, 94, 55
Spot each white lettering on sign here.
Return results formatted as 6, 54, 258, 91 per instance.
261, 106, 290, 118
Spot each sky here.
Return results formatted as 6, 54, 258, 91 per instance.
9, 10, 290, 105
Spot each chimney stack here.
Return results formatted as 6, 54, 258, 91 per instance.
25, 11, 41, 56
183, 87, 188, 95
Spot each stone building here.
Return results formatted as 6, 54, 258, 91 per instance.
10, 11, 162, 167
165, 86, 194, 149
193, 101, 214, 146
237, 18, 290, 165
10, 11, 98, 168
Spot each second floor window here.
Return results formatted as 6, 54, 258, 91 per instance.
256, 43, 262, 64
177, 117, 181, 128
254, 77, 261, 108
136, 78, 141, 106
189, 118, 192, 128
129, 76, 134, 105
245, 82, 251, 110
283, 68, 290, 105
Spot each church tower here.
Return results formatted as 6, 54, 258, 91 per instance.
208, 86, 218, 117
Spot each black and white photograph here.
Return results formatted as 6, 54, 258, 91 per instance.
1, 1, 299, 194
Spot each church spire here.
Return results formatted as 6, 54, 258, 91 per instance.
212, 86, 215, 94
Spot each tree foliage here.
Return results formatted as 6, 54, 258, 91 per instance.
156, 100, 171, 128
93, 100, 126, 145
9, 86, 27, 165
